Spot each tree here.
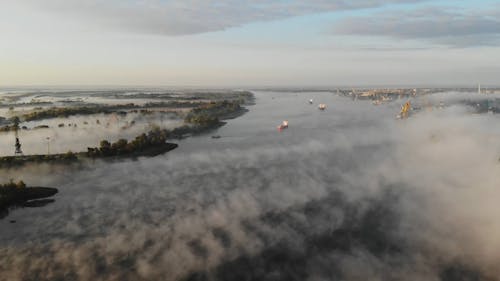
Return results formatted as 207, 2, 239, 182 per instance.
63, 151, 76, 160
99, 140, 112, 155
112, 139, 128, 154
16, 180, 26, 189
11, 116, 20, 130
100, 140, 111, 149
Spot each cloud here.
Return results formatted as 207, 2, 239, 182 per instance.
333, 5, 500, 47
22, 0, 427, 35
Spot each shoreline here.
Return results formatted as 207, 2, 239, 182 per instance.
0, 185, 59, 219
0, 102, 251, 168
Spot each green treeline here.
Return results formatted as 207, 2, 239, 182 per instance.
21, 104, 135, 121
87, 127, 171, 157
184, 100, 243, 125
0, 180, 26, 190
0, 152, 78, 167
0, 180, 58, 210
85, 100, 243, 157
0, 99, 247, 167
0, 180, 27, 209
4, 93, 251, 125
0, 117, 20, 132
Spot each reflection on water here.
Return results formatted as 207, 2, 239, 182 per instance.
0, 198, 56, 220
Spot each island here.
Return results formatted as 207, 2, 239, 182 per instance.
86, 127, 178, 158
0, 180, 58, 216
0, 127, 178, 167
0, 91, 253, 168
0, 99, 248, 167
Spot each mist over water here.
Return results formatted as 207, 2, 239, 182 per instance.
0, 112, 183, 155
1, 91, 500, 281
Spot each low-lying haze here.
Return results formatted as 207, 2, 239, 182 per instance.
1, 91, 499, 280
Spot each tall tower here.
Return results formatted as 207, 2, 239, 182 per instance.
15, 134, 23, 155
478, 83, 481, 94
13, 117, 23, 155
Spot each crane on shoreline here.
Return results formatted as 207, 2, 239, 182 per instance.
398, 101, 411, 119
13, 117, 23, 155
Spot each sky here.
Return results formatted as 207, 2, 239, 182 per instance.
0, 0, 499, 87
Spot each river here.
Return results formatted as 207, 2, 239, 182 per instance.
1, 90, 498, 280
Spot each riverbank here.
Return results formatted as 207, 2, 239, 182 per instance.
0, 142, 178, 168
0, 96, 252, 167
0, 181, 58, 217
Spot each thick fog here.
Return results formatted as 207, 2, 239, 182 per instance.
1, 91, 500, 281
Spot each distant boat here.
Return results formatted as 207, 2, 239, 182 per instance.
309, 99, 313, 104
318, 104, 327, 110
211, 135, 221, 139
277, 120, 289, 131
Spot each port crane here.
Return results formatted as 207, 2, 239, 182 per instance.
13, 118, 23, 155
398, 101, 411, 119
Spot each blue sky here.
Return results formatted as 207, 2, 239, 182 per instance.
0, 0, 499, 87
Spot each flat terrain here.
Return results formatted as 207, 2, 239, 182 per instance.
1, 89, 500, 280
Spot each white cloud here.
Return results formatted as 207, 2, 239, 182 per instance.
333, 5, 500, 47
22, 0, 427, 35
